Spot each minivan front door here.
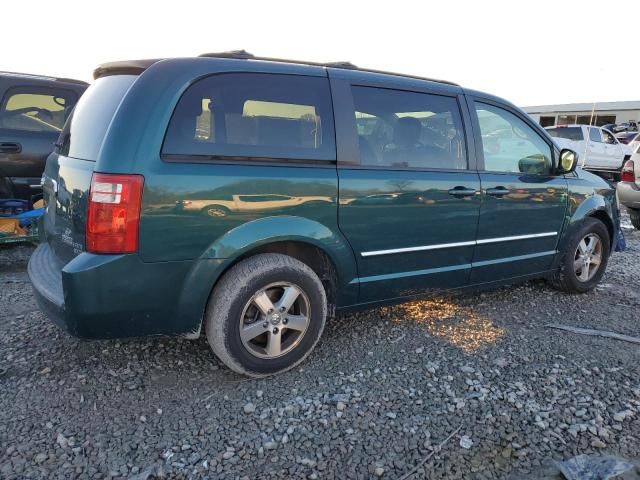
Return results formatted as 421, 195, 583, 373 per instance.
469, 99, 568, 284
331, 76, 481, 303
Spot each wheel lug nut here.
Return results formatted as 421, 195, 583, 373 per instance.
280, 306, 286, 312
262, 321, 269, 328
282, 318, 288, 325
272, 327, 279, 334
268, 309, 274, 314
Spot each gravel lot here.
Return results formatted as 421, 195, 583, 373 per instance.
1, 216, 640, 479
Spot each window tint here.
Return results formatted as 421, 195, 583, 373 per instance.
547, 127, 584, 141
589, 128, 602, 142
163, 73, 335, 161
351, 86, 467, 169
58, 75, 137, 160
602, 129, 616, 144
475, 103, 552, 174
0, 89, 76, 133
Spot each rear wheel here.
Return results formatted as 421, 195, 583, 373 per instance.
548, 218, 610, 293
629, 209, 640, 230
205, 253, 327, 377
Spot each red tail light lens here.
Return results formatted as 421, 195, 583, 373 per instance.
621, 160, 635, 183
86, 173, 144, 254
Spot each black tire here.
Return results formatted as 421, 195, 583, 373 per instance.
548, 217, 610, 293
205, 253, 327, 377
629, 209, 640, 230
201, 205, 230, 218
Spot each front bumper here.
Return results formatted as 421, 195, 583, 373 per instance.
28, 243, 224, 339
617, 181, 640, 210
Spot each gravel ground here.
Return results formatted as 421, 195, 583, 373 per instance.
1, 216, 640, 480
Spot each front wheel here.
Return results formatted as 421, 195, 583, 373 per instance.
548, 218, 610, 293
205, 253, 327, 377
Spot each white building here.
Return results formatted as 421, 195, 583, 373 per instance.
523, 101, 640, 128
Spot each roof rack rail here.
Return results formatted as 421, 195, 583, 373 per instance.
199, 50, 357, 70
198, 50, 457, 86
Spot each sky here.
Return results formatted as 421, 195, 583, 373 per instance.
4, 0, 638, 107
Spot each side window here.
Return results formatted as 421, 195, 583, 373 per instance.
351, 86, 467, 169
162, 73, 335, 161
0, 88, 76, 133
475, 102, 552, 175
589, 128, 602, 143
602, 129, 616, 144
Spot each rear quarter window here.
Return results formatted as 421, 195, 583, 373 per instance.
162, 73, 335, 162
58, 75, 137, 160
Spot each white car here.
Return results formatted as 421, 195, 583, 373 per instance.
546, 125, 632, 180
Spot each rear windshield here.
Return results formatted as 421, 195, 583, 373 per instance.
546, 127, 584, 141
57, 75, 136, 161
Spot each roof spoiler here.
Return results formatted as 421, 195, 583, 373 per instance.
93, 59, 163, 79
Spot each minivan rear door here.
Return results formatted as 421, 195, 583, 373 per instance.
43, 75, 137, 264
330, 72, 481, 303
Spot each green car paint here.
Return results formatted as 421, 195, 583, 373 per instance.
28, 56, 619, 340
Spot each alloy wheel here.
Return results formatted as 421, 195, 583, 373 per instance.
239, 282, 310, 359
573, 233, 603, 282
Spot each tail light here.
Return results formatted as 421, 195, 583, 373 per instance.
86, 173, 144, 254
621, 160, 635, 183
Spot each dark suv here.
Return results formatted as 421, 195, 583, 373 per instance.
0, 72, 87, 202
29, 52, 619, 377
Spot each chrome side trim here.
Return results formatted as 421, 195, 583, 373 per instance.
360, 240, 476, 257
361, 232, 558, 257
475, 231, 557, 245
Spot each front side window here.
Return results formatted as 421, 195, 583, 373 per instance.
589, 128, 602, 143
602, 129, 616, 144
162, 73, 335, 161
475, 102, 552, 175
351, 86, 467, 170
0, 89, 76, 133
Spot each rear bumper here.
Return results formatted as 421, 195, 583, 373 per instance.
27, 243, 68, 332
617, 181, 640, 210
28, 243, 225, 339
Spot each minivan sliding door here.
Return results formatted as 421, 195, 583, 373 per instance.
330, 72, 481, 303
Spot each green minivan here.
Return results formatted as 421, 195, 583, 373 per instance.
29, 52, 620, 376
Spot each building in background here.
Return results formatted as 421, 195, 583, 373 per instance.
523, 101, 640, 127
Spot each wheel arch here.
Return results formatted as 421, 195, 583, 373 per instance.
179, 216, 359, 338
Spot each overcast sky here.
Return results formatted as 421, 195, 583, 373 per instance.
4, 0, 638, 107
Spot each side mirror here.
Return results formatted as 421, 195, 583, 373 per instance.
558, 148, 578, 173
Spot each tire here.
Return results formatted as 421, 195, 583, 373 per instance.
202, 205, 230, 218
205, 253, 327, 377
548, 217, 610, 293
629, 209, 640, 230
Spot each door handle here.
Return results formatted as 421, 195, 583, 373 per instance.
485, 186, 510, 197
448, 186, 477, 197
0, 142, 21, 154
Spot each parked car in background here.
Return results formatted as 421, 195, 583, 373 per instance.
29, 52, 620, 377
0, 72, 87, 202
617, 121, 638, 133
618, 145, 640, 229
546, 124, 632, 181
615, 131, 639, 145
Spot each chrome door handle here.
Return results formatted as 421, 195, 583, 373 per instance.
448, 186, 477, 197
485, 187, 510, 197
